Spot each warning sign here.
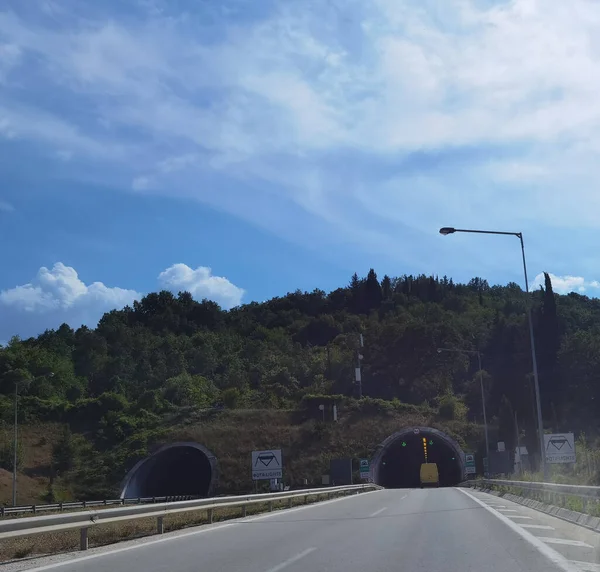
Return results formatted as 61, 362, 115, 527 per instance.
544, 433, 576, 464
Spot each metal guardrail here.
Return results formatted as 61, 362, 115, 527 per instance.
475, 478, 600, 500
0, 496, 196, 518
0, 484, 379, 550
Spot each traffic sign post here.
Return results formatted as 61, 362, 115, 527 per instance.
544, 433, 576, 464
252, 449, 283, 480
359, 459, 370, 480
465, 453, 476, 475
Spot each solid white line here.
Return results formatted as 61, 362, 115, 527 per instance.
538, 538, 593, 548
369, 507, 387, 517
569, 560, 600, 572
24, 490, 382, 571
520, 524, 555, 530
265, 548, 316, 572
458, 488, 577, 572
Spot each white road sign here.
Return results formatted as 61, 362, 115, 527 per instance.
252, 449, 283, 480
544, 433, 576, 464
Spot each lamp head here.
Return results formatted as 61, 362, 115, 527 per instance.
439, 227, 456, 236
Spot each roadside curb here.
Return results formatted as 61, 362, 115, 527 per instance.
472, 486, 600, 533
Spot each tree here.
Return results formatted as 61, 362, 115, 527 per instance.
364, 269, 382, 310
52, 425, 76, 475
381, 275, 392, 300
539, 272, 561, 425
498, 395, 516, 453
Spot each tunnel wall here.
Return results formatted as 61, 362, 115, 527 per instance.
119, 441, 219, 499
371, 427, 466, 485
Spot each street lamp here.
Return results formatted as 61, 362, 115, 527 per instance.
12, 372, 54, 506
439, 226, 546, 477
437, 347, 489, 464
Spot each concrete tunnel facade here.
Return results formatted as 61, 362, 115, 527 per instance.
371, 427, 466, 488
120, 442, 218, 499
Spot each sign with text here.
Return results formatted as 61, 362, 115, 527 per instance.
544, 433, 576, 464
252, 449, 283, 480
465, 453, 476, 475
359, 458, 370, 479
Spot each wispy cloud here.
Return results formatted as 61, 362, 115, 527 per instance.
2, 0, 600, 269
0, 262, 244, 340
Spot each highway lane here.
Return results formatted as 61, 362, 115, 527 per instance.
22, 487, 580, 572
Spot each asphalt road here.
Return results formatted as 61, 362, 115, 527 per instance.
21, 487, 596, 572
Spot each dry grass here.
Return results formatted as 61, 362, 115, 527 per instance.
0, 423, 63, 506
0, 494, 330, 562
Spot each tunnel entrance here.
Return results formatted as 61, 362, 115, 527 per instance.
372, 427, 465, 488
120, 442, 218, 498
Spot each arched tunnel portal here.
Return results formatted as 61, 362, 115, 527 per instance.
372, 427, 465, 488
120, 442, 218, 498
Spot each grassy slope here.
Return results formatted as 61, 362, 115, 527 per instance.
0, 424, 61, 506
1, 409, 482, 505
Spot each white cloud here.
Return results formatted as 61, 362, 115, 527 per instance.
533, 272, 600, 295
4, 1, 600, 272
0, 263, 141, 339
158, 264, 244, 309
0, 262, 244, 340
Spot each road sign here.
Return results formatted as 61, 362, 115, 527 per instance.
359, 459, 370, 479
544, 433, 576, 464
465, 453, 476, 475
252, 449, 283, 480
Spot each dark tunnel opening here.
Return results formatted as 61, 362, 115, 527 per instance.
377, 430, 464, 488
120, 442, 217, 498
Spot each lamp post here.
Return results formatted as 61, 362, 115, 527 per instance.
12, 372, 54, 506
437, 347, 489, 464
439, 226, 546, 477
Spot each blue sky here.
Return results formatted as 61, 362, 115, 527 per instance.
2, 0, 600, 341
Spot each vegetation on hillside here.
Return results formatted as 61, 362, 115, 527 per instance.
1, 269, 599, 499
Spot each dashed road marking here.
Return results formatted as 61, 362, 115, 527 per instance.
369, 507, 387, 517
520, 524, 555, 530
265, 548, 317, 572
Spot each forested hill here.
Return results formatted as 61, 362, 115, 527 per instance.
1, 269, 599, 469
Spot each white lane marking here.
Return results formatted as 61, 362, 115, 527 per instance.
539, 538, 593, 548
458, 488, 576, 572
24, 490, 382, 572
265, 548, 317, 572
369, 507, 387, 517
498, 509, 519, 513
520, 524, 556, 530
488, 504, 506, 508
400, 495, 407, 500
507, 515, 533, 519
569, 560, 600, 571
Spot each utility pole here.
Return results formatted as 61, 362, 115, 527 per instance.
355, 334, 364, 398
515, 411, 522, 476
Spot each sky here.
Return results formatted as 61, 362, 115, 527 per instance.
2, 0, 600, 341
